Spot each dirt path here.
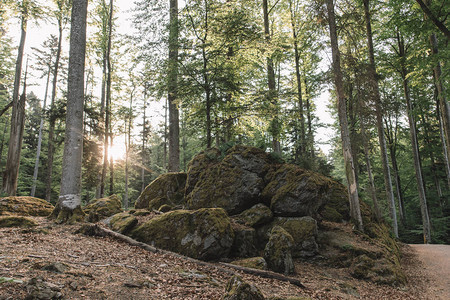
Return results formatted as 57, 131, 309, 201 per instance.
409, 244, 450, 299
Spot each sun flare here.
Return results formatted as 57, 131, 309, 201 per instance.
108, 143, 127, 161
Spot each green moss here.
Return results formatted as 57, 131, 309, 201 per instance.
264, 226, 295, 274
83, 195, 122, 222
0, 196, 54, 217
130, 208, 234, 260
236, 204, 273, 227
230, 257, 267, 270
110, 213, 138, 234
55, 206, 85, 224
135, 173, 187, 209
321, 206, 343, 222
0, 215, 38, 228
158, 204, 173, 212
223, 275, 265, 300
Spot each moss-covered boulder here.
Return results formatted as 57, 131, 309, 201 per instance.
223, 275, 265, 300
0, 197, 53, 217
109, 212, 138, 234
230, 223, 258, 258
135, 172, 187, 210
263, 165, 336, 218
319, 181, 350, 222
186, 146, 273, 215
264, 226, 295, 275
256, 217, 318, 258
0, 215, 38, 228
83, 195, 122, 222
235, 204, 273, 227
230, 257, 267, 270
130, 208, 234, 260
349, 254, 405, 285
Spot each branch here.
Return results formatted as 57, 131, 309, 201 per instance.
415, 0, 450, 40
0, 101, 13, 117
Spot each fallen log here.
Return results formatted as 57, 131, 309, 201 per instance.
77, 224, 306, 289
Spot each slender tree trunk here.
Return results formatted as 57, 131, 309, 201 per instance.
430, 33, 450, 176
363, 0, 398, 237
326, 0, 363, 231
360, 112, 382, 221
0, 114, 9, 169
263, 0, 280, 154
109, 133, 114, 195
31, 63, 52, 197
141, 86, 147, 192
51, 0, 88, 223
168, 0, 180, 171
304, 76, 314, 158
164, 98, 168, 171
421, 113, 442, 198
2, 11, 27, 196
124, 90, 133, 209
96, 50, 107, 199
45, 21, 63, 203
396, 32, 431, 242
436, 98, 450, 189
288, 0, 305, 159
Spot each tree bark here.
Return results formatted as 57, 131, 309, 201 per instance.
2, 8, 27, 196
168, 0, 180, 171
45, 18, 64, 203
141, 85, 147, 192
51, 0, 88, 224
326, 0, 363, 231
288, 0, 305, 159
363, 0, 398, 237
396, 31, 431, 242
263, 0, 280, 154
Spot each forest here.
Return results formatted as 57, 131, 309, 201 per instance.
0, 0, 448, 245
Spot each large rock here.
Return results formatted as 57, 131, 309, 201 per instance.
264, 226, 295, 275
109, 212, 138, 234
186, 146, 273, 215
257, 217, 318, 257
0, 215, 38, 228
83, 195, 122, 222
262, 165, 338, 218
319, 181, 350, 222
230, 257, 268, 270
135, 172, 187, 210
0, 196, 53, 217
130, 208, 234, 260
235, 204, 273, 227
230, 223, 258, 258
223, 275, 265, 300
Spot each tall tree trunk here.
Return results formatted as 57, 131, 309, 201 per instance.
124, 90, 133, 209
2, 10, 27, 196
51, 0, 88, 223
45, 19, 64, 203
384, 113, 406, 225
0, 114, 9, 169
263, 0, 280, 154
360, 111, 382, 221
141, 86, 147, 192
31, 63, 52, 197
430, 33, 450, 176
396, 32, 431, 242
101, 0, 114, 197
96, 49, 107, 199
421, 113, 442, 198
168, 0, 180, 171
326, 0, 363, 231
288, 0, 305, 160
363, 0, 398, 237
436, 97, 450, 189
164, 98, 168, 171
304, 76, 314, 158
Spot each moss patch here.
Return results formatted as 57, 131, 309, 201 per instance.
135, 173, 187, 210
84, 195, 122, 222
264, 226, 295, 275
235, 203, 273, 227
110, 213, 138, 234
130, 208, 234, 260
0, 197, 54, 217
0, 215, 38, 228
223, 275, 265, 300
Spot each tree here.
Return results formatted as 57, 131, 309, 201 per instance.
51, 0, 88, 223
363, 0, 398, 237
168, 0, 180, 171
2, 0, 39, 195
326, 0, 363, 231
45, 0, 71, 202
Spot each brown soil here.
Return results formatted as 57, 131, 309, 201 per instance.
408, 244, 450, 299
0, 217, 438, 299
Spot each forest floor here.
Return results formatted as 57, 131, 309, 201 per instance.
0, 217, 447, 300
